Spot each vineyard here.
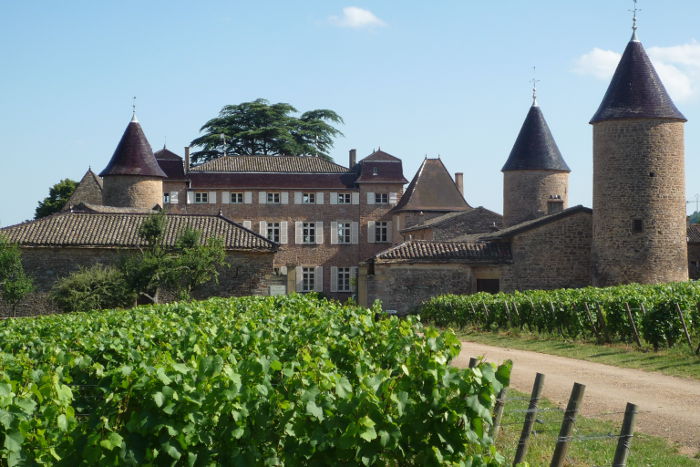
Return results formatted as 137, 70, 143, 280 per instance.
0, 295, 510, 466
420, 282, 700, 351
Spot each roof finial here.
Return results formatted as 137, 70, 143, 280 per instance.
630, 0, 641, 41
131, 96, 138, 122
531, 66, 540, 107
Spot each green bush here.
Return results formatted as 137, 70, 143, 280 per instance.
0, 295, 510, 465
50, 264, 134, 313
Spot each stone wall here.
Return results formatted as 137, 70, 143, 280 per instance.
501, 211, 592, 292
592, 119, 687, 285
503, 170, 568, 227
1, 247, 274, 317
102, 176, 163, 209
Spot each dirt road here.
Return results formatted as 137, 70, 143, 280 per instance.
453, 341, 700, 456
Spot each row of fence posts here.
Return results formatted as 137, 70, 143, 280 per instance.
477, 300, 700, 355
467, 358, 638, 467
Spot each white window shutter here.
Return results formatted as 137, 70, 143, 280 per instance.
330, 192, 338, 205
314, 266, 323, 292
294, 192, 302, 204
367, 192, 375, 205
351, 267, 359, 292
330, 266, 338, 293
315, 221, 324, 244
368, 221, 376, 243
316, 192, 324, 204
295, 266, 303, 292
330, 221, 338, 245
295, 221, 302, 244
259, 221, 267, 236
244, 192, 252, 204
389, 192, 398, 205
209, 192, 217, 204
187, 192, 194, 204
281, 192, 289, 204
280, 221, 288, 244
259, 192, 267, 204
351, 222, 359, 244
222, 192, 230, 204
279, 266, 287, 275
171, 192, 179, 203
243, 220, 252, 230
386, 221, 393, 243
352, 192, 360, 205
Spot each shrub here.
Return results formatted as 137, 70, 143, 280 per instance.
51, 264, 133, 313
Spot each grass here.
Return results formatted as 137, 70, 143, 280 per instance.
455, 328, 700, 380
495, 389, 699, 466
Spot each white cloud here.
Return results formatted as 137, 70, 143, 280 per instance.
329, 7, 386, 28
573, 40, 700, 102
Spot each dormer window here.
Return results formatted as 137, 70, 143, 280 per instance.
372, 167, 379, 176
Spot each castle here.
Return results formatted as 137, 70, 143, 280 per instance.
0, 24, 694, 315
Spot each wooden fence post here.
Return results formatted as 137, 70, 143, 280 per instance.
624, 303, 643, 349
468, 357, 478, 369
550, 382, 586, 467
674, 303, 694, 350
513, 372, 545, 465
595, 304, 608, 341
583, 302, 600, 338
612, 402, 638, 467
490, 387, 507, 441
550, 302, 565, 338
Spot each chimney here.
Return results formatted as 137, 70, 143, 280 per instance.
455, 172, 464, 196
184, 146, 190, 173
349, 149, 357, 167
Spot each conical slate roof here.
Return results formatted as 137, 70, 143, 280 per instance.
99, 116, 167, 178
502, 105, 570, 172
590, 40, 686, 123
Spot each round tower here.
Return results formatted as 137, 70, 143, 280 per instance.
99, 114, 167, 209
502, 99, 570, 227
591, 31, 687, 286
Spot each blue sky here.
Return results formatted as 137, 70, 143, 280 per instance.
3, 1, 700, 225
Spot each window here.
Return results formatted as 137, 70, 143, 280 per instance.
632, 219, 643, 233
267, 192, 281, 204
337, 222, 351, 244
337, 193, 352, 204
336, 267, 352, 292
302, 222, 316, 244
230, 192, 244, 204
302, 267, 315, 292
375, 193, 389, 204
375, 221, 389, 242
163, 192, 171, 204
194, 192, 208, 204
267, 222, 281, 243
302, 193, 316, 204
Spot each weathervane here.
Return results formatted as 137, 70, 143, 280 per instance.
131, 96, 138, 122
531, 66, 540, 106
630, 0, 641, 41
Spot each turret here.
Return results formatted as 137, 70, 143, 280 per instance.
590, 27, 687, 285
502, 97, 570, 227
99, 114, 166, 209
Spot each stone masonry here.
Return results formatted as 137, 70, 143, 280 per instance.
102, 176, 164, 209
503, 170, 568, 227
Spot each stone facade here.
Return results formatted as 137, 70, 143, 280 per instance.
500, 210, 592, 291
102, 176, 164, 209
1, 247, 274, 317
503, 171, 568, 227
592, 119, 687, 285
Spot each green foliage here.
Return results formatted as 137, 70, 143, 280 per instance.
688, 211, 700, 224
50, 264, 133, 313
190, 98, 344, 164
420, 282, 700, 351
0, 295, 510, 465
0, 235, 33, 316
34, 178, 77, 219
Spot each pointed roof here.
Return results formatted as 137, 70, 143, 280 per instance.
354, 149, 408, 184
590, 39, 686, 124
154, 147, 183, 161
99, 116, 167, 178
62, 169, 103, 210
361, 149, 401, 162
502, 104, 570, 172
391, 158, 470, 212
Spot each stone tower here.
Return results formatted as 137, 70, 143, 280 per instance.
502, 100, 570, 227
99, 114, 167, 209
590, 31, 687, 286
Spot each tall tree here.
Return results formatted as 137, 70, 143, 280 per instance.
190, 99, 343, 165
0, 235, 34, 316
35, 178, 78, 219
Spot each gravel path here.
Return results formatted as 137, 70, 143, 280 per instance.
453, 340, 700, 456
